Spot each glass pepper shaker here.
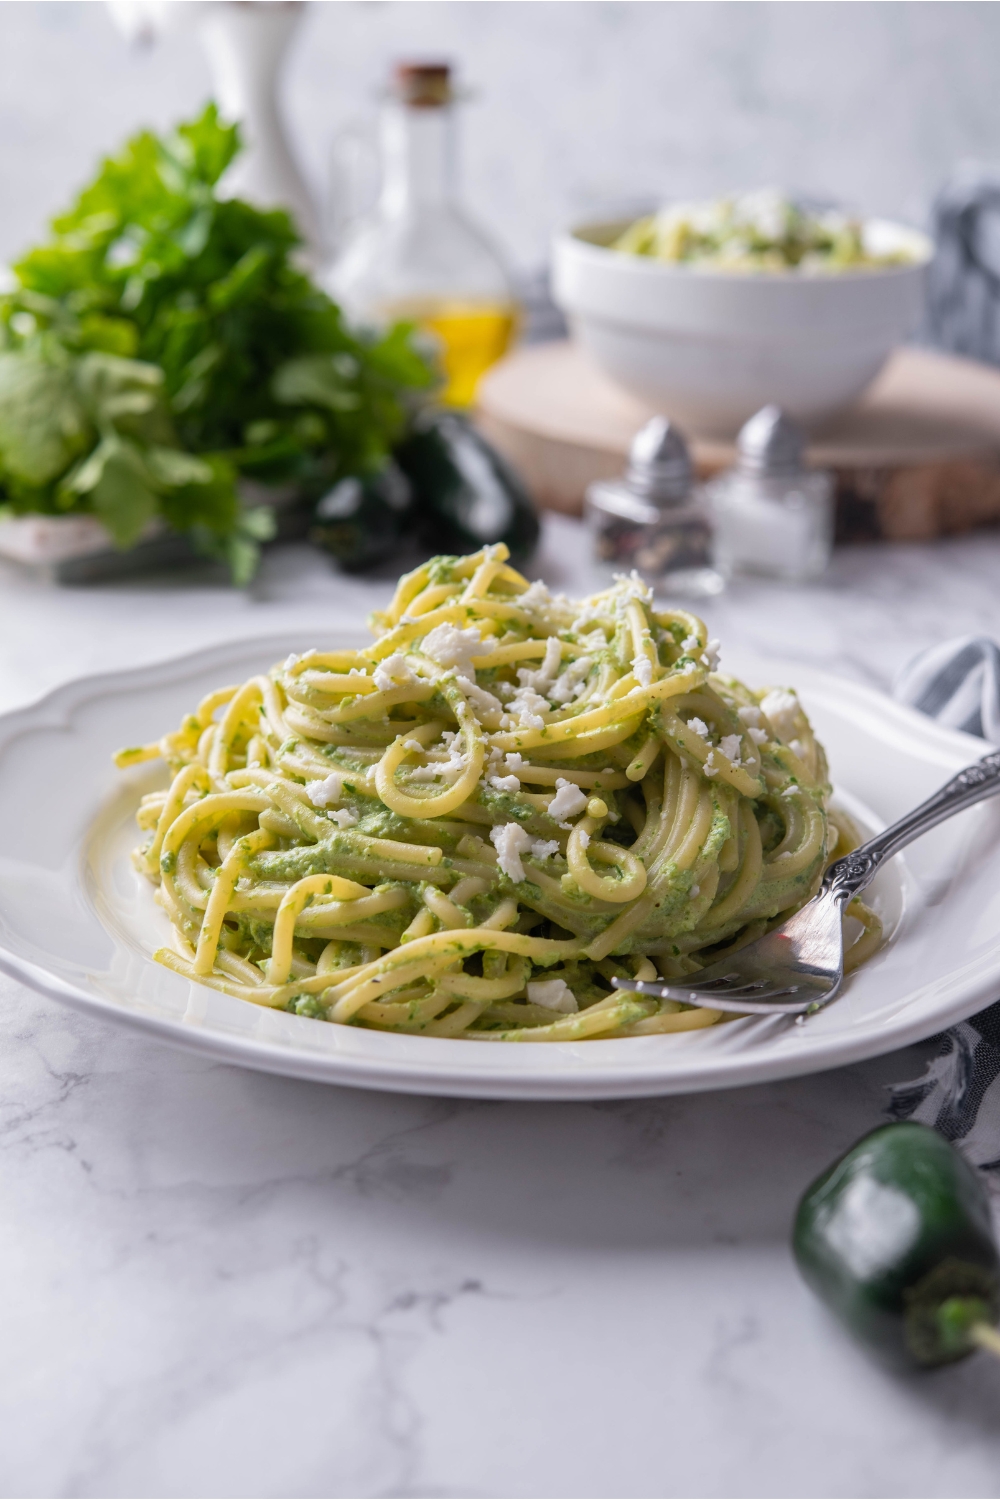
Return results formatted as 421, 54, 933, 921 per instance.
705, 406, 834, 581
584, 417, 723, 596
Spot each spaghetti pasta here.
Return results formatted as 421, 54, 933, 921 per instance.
116, 544, 878, 1039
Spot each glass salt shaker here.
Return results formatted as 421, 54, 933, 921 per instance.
706, 406, 834, 581
584, 417, 723, 597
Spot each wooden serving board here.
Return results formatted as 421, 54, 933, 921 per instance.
475, 341, 1000, 542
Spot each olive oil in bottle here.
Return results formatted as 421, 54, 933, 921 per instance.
327, 63, 517, 408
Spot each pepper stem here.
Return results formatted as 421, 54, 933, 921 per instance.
933, 1295, 997, 1361
970, 1322, 1000, 1361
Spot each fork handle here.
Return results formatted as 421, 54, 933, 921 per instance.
822, 748, 1000, 903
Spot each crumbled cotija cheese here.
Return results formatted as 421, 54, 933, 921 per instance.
406, 765, 447, 782
285, 648, 316, 672
509, 685, 550, 730
569, 606, 602, 632
306, 771, 344, 806
329, 807, 358, 829
420, 623, 483, 674
611, 569, 652, 605
489, 821, 533, 881
373, 654, 416, 691
680, 634, 700, 655
686, 717, 710, 740
632, 653, 653, 688
719, 734, 742, 764
517, 579, 553, 617
549, 655, 593, 705
701, 639, 721, 670
459, 678, 503, 716
530, 839, 559, 861
518, 634, 563, 693
760, 688, 801, 741
409, 747, 467, 782
406, 730, 467, 783
547, 778, 588, 823
490, 774, 520, 793
526, 978, 578, 1013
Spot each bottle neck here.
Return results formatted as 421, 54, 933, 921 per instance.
380, 102, 456, 214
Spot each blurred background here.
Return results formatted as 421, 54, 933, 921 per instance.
4, 0, 1000, 584
3, 1, 997, 271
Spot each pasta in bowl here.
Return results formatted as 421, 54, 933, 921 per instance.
116, 545, 878, 1041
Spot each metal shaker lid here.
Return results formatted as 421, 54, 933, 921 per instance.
625, 417, 693, 504
736, 405, 805, 476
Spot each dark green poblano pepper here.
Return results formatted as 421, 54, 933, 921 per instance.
394, 408, 540, 565
793, 1122, 1000, 1368
310, 461, 415, 572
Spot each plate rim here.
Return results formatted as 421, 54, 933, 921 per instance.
0, 630, 995, 1101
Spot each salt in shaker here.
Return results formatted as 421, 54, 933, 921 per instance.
706, 406, 834, 581
585, 417, 723, 596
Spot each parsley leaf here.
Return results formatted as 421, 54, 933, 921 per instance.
0, 104, 434, 580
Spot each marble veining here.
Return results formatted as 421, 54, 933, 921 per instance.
4, 516, 1000, 1496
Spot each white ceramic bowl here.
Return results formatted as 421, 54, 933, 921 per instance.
550, 219, 933, 436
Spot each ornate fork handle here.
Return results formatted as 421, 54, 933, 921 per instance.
822, 749, 1000, 904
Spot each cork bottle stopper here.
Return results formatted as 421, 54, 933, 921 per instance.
394, 62, 454, 108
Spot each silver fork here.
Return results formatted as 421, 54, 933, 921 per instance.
612, 749, 1000, 1017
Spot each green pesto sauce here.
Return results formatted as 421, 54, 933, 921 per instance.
286, 994, 327, 1019
477, 784, 560, 837
355, 807, 460, 850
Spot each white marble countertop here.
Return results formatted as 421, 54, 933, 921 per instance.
4, 515, 1000, 1499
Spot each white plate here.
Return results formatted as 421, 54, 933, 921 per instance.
0, 632, 997, 1101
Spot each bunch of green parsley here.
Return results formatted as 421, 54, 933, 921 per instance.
0, 105, 434, 582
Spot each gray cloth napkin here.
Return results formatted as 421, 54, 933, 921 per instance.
887, 636, 1000, 1163
894, 635, 1000, 744
926, 165, 1000, 365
